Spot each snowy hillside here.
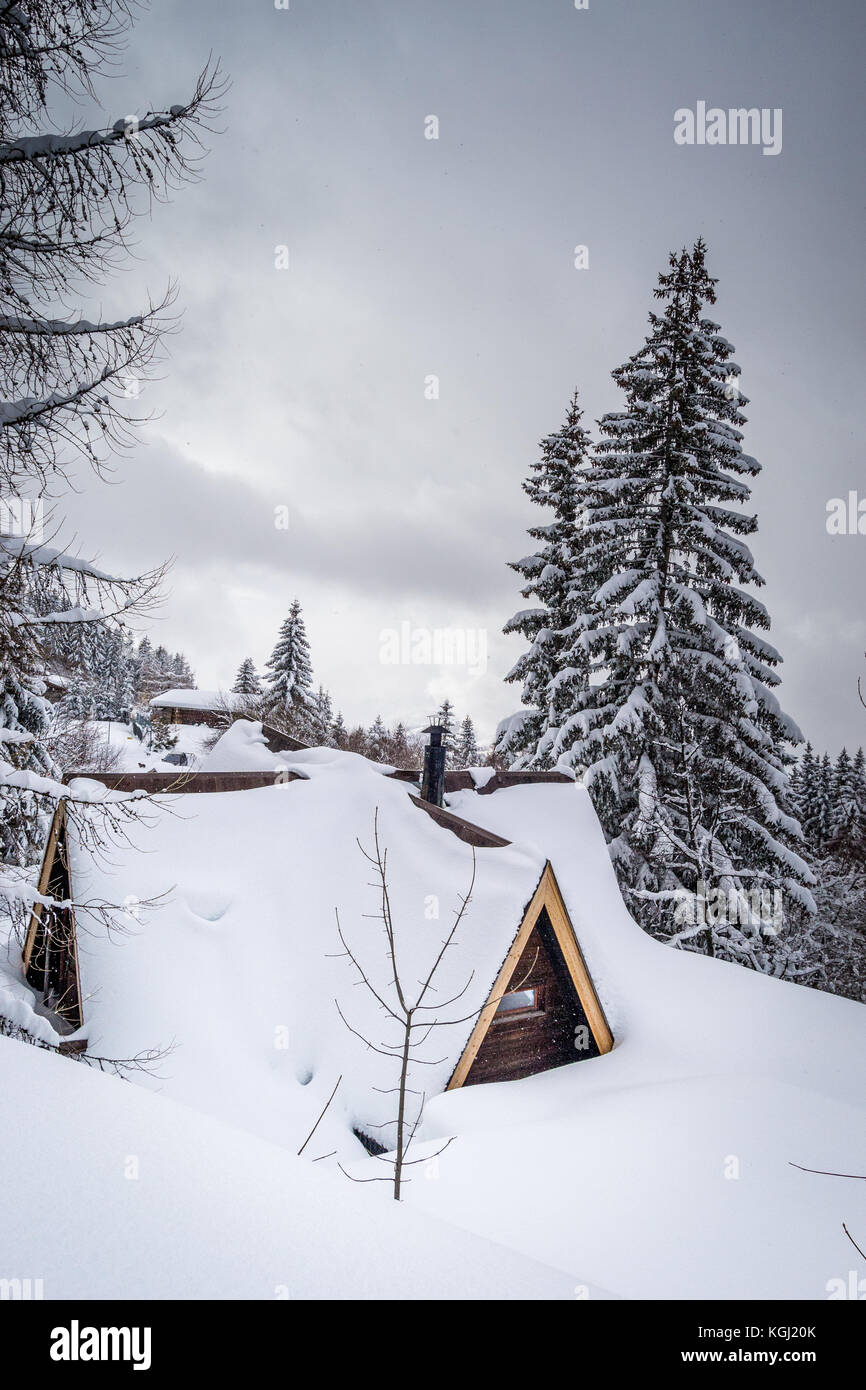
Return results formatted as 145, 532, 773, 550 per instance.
75, 718, 216, 772
3, 732, 864, 1299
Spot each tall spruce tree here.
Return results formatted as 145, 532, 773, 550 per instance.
499, 392, 594, 768
549, 240, 814, 969
264, 599, 314, 732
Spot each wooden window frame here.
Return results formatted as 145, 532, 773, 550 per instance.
492, 983, 544, 1020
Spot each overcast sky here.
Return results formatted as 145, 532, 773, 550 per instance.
58, 0, 865, 750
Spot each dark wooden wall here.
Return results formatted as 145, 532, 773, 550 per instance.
260, 724, 309, 753
464, 908, 601, 1086
151, 705, 226, 727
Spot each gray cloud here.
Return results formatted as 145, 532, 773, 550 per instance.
50, 0, 866, 749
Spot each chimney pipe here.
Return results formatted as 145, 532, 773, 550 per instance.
420, 724, 446, 807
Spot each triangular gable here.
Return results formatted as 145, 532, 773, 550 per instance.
447, 861, 612, 1089
21, 801, 84, 1033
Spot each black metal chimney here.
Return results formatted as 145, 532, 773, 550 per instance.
420, 723, 446, 807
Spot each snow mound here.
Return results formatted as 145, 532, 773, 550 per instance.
198, 719, 283, 773
0, 1036, 581, 1300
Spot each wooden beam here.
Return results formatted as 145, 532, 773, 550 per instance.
447, 859, 612, 1089
541, 863, 613, 1055
409, 795, 511, 849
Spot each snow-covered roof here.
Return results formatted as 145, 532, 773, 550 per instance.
197, 718, 303, 773
9, 720, 866, 1297
149, 688, 245, 711
66, 741, 548, 1153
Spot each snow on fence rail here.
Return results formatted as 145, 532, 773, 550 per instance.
62, 770, 305, 794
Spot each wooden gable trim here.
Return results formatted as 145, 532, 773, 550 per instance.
446, 861, 612, 1090
21, 800, 65, 976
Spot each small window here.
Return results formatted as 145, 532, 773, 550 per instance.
495, 986, 538, 1016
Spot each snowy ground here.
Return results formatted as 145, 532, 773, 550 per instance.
0, 1035, 582, 1300
2, 728, 864, 1299
83, 718, 214, 771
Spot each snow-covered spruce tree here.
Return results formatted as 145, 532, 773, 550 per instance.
435, 698, 456, 754
139, 644, 174, 701
0, 3, 221, 904
832, 748, 861, 839
169, 651, 195, 690
455, 714, 479, 767
117, 633, 136, 714
367, 714, 388, 762
790, 743, 866, 1003
387, 720, 415, 767
553, 241, 814, 971
232, 657, 261, 697
793, 743, 819, 833
344, 723, 368, 755
264, 600, 315, 737
308, 686, 334, 747
57, 671, 96, 721
131, 636, 153, 702
800, 753, 836, 856
853, 747, 866, 833
498, 391, 595, 768
104, 629, 134, 718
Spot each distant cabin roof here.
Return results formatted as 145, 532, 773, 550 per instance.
149, 688, 245, 712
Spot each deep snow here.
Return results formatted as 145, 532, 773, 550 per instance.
0, 1034, 581, 1299
2, 728, 864, 1299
